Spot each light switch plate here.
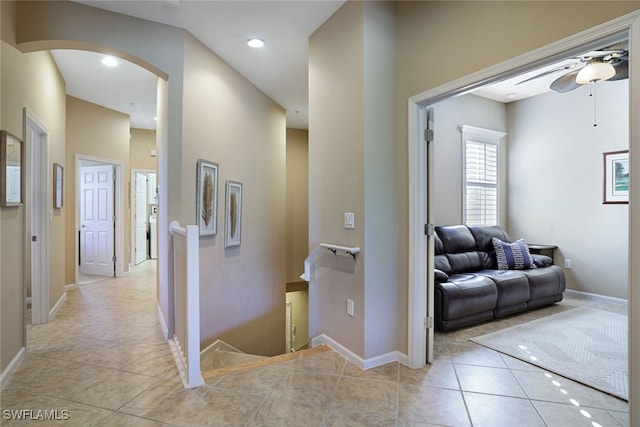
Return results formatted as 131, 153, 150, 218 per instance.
347, 298, 354, 317
344, 212, 355, 229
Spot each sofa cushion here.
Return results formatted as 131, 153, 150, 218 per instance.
469, 225, 511, 252
436, 226, 487, 274
437, 225, 476, 252
476, 269, 530, 308
436, 274, 497, 320
532, 254, 553, 268
491, 238, 537, 270
434, 268, 449, 282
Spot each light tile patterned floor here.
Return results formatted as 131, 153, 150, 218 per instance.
1, 261, 629, 426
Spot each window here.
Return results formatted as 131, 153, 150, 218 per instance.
461, 125, 506, 226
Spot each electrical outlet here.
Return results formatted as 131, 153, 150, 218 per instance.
564, 259, 572, 269
347, 298, 354, 317
344, 212, 355, 229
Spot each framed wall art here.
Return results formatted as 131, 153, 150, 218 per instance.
224, 180, 242, 248
54, 163, 64, 208
196, 159, 218, 236
0, 130, 24, 207
603, 150, 629, 204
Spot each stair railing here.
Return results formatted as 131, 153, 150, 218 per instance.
169, 220, 204, 388
300, 243, 360, 281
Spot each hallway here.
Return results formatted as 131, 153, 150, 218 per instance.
1, 261, 630, 426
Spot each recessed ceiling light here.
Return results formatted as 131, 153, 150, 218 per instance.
102, 56, 119, 67
247, 38, 265, 48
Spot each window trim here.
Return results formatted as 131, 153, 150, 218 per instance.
460, 125, 506, 226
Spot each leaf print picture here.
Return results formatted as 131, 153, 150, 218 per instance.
202, 172, 214, 226
225, 180, 242, 248
196, 160, 218, 236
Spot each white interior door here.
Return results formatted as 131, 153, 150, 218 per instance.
135, 173, 148, 265
80, 164, 115, 276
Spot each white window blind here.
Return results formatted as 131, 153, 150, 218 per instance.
460, 125, 506, 227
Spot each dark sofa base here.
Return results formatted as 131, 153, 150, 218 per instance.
435, 288, 565, 332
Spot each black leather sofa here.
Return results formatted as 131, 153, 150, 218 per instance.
434, 225, 566, 331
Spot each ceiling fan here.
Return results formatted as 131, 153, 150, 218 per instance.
517, 43, 629, 93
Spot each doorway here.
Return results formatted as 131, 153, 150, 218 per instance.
76, 156, 125, 283
131, 170, 157, 266
407, 17, 640, 371
25, 110, 50, 325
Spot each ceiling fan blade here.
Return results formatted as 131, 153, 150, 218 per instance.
609, 60, 628, 81
550, 70, 582, 93
516, 63, 577, 85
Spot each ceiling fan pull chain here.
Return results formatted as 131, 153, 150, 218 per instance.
592, 82, 598, 127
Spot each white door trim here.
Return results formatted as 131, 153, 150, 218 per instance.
407, 11, 640, 377
75, 155, 127, 284
24, 109, 50, 325
130, 168, 155, 267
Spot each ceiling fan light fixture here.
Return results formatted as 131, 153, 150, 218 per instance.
576, 61, 615, 84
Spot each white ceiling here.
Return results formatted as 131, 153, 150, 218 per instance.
471, 58, 582, 103
52, 2, 624, 131
51, 49, 159, 130
58, 0, 346, 130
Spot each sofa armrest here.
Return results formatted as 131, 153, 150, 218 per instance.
434, 268, 449, 282
532, 254, 553, 268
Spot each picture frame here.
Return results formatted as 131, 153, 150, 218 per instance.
603, 150, 629, 204
54, 163, 64, 208
224, 180, 242, 248
0, 130, 24, 207
196, 159, 219, 236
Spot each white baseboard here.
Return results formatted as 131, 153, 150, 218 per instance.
565, 289, 628, 305
157, 303, 169, 340
0, 347, 26, 389
311, 334, 408, 370
49, 292, 66, 321
65, 283, 77, 291
201, 339, 243, 355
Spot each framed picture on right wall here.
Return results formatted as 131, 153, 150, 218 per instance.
603, 150, 629, 204
224, 180, 242, 248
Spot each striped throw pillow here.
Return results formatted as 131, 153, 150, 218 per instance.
491, 238, 537, 270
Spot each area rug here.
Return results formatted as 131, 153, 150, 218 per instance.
470, 306, 628, 400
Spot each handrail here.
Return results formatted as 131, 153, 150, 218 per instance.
300, 243, 360, 282
168, 220, 204, 388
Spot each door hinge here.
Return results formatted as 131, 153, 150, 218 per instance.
424, 128, 434, 143
424, 316, 434, 329
32, 235, 37, 242
113, 215, 117, 222
112, 255, 117, 262
424, 223, 434, 236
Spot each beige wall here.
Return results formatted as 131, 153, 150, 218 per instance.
308, 0, 640, 363
310, 0, 366, 357
394, 1, 640, 353
13, 0, 289, 361
1, 0, 66, 372
508, 81, 629, 299
182, 34, 287, 356
432, 94, 508, 226
65, 96, 131, 284
16, 0, 187, 335
285, 128, 308, 283
309, 1, 397, 359
130, 128, 157, 171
